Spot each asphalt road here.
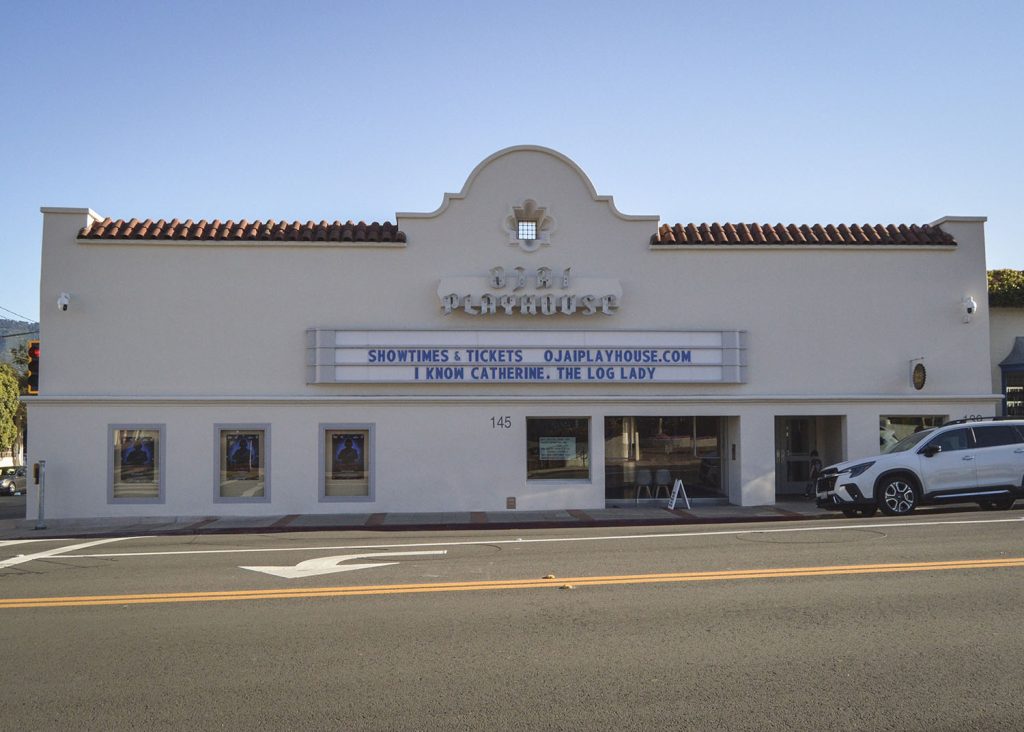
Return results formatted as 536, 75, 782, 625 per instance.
0, 493, 26, 520
2, 511, 1023, 730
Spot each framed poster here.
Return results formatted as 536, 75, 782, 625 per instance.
321, 425, 373, 500
120, 434, 156, 482
110, 426, 163, 501
331, 433, 366, 480
217, 426, 268, 500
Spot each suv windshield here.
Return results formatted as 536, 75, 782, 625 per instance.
884, 428, 935, 454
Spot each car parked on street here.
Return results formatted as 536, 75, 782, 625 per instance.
816, 418, 1024, 517
0, 466, 27, 495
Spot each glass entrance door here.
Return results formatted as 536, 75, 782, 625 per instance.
775, 417, 816, 496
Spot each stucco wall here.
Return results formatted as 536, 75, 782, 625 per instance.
37, 149, 992, 399
27, 146, 998, 519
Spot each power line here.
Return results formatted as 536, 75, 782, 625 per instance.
0, 305, 36, 323
0, 330, 40, 338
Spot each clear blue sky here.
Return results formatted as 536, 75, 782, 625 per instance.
2, 0, 1021, 323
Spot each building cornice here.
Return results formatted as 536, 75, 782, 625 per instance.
929, 216, 988, 226
24, 393, 1002, 407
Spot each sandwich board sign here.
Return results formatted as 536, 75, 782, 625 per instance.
667, 479, 690, 510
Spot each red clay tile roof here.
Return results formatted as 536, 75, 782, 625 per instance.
79, 218, 406, 243
652, 223, 954, 246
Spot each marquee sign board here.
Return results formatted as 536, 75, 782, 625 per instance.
306, 330, 747, 384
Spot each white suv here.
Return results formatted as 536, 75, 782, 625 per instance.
816, 419, 1024, 517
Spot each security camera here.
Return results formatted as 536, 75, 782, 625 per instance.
57, 293, 71, 312
962, 296, 977, 323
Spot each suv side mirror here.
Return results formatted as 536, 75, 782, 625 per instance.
921, 445, 942, 458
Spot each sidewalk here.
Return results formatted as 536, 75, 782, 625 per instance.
0, 498, 838, 540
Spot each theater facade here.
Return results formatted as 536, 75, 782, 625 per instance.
27, 146, 998, 520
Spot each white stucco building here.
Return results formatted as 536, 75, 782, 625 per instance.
26, 146, 999, 520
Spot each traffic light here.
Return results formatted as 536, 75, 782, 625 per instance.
26, 340, 40, 395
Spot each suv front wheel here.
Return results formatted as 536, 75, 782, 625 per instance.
877, 474, 919, 516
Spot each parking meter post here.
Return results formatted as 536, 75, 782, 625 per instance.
34, 460, 46, 530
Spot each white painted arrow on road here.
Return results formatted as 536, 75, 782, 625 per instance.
240, 550, 448, 579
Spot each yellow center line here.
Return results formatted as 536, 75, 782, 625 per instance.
2, 557, 1022, 609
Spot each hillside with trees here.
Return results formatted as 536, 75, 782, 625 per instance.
0, 319, 38, 365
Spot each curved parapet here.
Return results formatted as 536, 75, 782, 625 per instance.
397, 145, 658, 224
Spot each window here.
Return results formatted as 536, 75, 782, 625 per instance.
527, 418, 590, 480
517, 220, 537, 240
880, 416, 944, 451
925, 428, 971, 453
321, 424, 374, 500
1004, 373, 1024, 416
971, 425, 1024, 448
216, 425, 269, 501
604, 416, 724, 500
110, 425, 164, 502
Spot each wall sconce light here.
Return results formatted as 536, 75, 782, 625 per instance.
962, 296, 977, 324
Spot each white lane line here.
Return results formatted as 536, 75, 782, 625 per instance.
0, 537, 136, 569
63, 516, 1024, 560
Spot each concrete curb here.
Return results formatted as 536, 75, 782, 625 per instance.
1, 503, 842, 541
